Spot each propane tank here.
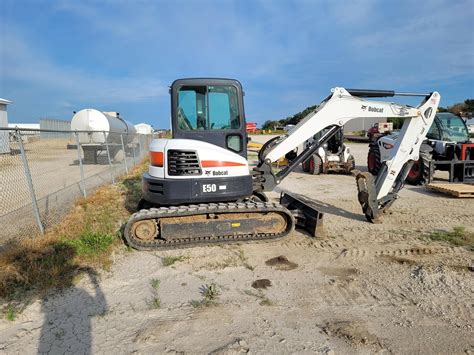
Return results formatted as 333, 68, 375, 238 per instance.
71, 109, 136, 145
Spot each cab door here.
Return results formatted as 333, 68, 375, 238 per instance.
170, 78, 247, 158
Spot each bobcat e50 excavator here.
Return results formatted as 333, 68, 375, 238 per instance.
124, 78, 440, 250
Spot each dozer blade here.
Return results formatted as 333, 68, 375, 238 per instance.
355, 171, 382, 223
279, 192, 324, 237
124, 201, 295, 250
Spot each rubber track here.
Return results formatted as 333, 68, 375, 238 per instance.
124, 201, 295, 251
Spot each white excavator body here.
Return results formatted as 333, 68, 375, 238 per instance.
125, 79, 440, 250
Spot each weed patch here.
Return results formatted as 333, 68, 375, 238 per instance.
162, 255, 186, 267
147, 297, 161, 309
147, 278, 161, 309
5, 304, 15, 321
201, 283, 220, 301
191, 283, 221, 308
150, 278, 161, 289
64, 231, 115, 257
426, 227, 474, 250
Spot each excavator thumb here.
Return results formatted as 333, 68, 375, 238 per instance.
355, 171, 383, 223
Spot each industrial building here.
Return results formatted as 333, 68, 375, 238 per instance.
0, 98, 12, 154
343, 117, 387, 133
134, 123, 154, 135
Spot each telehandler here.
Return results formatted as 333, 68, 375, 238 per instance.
368, 112, 473, 184
124, 78, 440, 250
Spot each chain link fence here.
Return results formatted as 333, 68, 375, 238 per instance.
0, 128, 153, 246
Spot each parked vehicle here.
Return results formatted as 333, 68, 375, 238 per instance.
301, 127, 355, 175
368, 113, 474, 184
367, 122, 393, 142
465, 118, 474, 136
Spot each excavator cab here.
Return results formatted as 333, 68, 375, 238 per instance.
170, 78, 248, 158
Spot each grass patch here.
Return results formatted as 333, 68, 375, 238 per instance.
426, 226, 474, 250
162, 255, 186, 267
0, 159, 149, 303
5, 304, 15, 321
147, 297, 161, 309
150, 278, 161, 289
147, 278, 161, 309
63, 231, 115, 257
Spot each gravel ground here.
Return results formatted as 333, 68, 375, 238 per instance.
0, 139, 473, 354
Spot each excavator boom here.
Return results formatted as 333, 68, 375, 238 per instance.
254, 87, 440, 221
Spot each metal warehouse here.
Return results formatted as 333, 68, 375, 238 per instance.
0, 98, 12, 154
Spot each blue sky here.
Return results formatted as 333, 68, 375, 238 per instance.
1, 0, 473, 127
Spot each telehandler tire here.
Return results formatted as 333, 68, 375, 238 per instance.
367, 142, 382, 175
405, 150, 434, 186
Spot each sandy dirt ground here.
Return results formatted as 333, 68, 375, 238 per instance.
0, 141, 473, 354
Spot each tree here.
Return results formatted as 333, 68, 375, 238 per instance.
448, 102, 466, 115
262, 120, 277, 130
387, 117, 404, 129
260, 104, 318, 130
464, 99, 474, 113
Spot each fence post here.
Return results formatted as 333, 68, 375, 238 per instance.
103, 131, 115, 184
16, 129, 44, 235
74, 131, 87, 197
132, 135, 137, 165
120, 133, 128, 174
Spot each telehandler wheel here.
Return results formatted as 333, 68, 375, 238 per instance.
405, 150, 434, 186
309, 154, 323, 175
367, 142, 382, 175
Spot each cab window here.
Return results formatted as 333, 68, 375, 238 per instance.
426, 121, 441, 140
177, 85, 240, 130
436, 113, 469, 142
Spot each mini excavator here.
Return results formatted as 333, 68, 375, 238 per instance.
124, 78, 440, 250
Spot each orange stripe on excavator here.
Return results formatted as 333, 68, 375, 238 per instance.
201, 160, 246, 168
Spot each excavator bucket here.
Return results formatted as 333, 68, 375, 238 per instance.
280, 192, 324, 237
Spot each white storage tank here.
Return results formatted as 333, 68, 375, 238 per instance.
71, 109, 136, 145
